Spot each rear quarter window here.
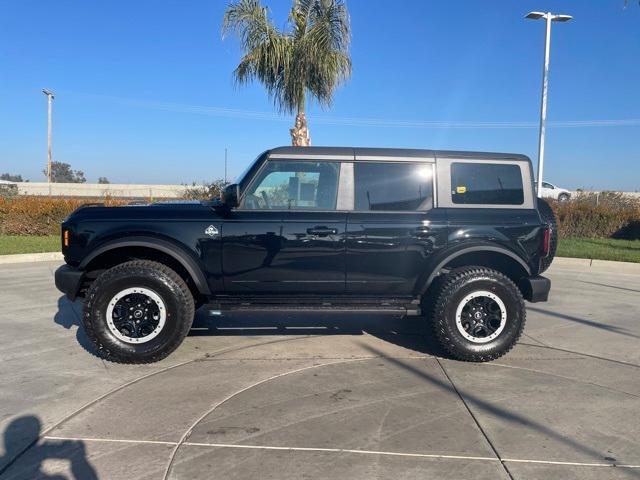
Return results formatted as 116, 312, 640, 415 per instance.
451, 163, 524, 205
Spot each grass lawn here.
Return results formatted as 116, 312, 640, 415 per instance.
557, 237, 640, 263
0, 235, 60, 255
1, 234, 639, 264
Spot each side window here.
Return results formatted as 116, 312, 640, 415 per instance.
542, 182, 554, 189
451, 162, 524, 205
242, 160, 339, 210
354, 162, 433, 211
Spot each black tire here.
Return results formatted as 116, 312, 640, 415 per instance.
83, 260, 195, 364
433, 267, 525, 362
558, 193, 570, 203
537, 198, 558, 273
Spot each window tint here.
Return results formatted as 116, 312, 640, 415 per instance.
542, 182, 553, 189
242, 160, 339, 210
451, 162, 524, 205
354, 162, 433, 211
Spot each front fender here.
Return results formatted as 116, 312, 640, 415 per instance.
79, 235, 211, 295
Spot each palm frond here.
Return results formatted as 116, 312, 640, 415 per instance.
223, 0, 351, 115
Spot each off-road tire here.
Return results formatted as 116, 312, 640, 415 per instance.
83, 260, 194, 364
433, 267, 525, 362
537, 198, 558, 273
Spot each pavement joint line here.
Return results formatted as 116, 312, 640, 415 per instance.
198, 355, 434, 361
434, 358, 514, 480
519, 342, 640, 368
41, 436, 640, 469
162, 356, 373, 480
487, 362, 640, 399
0, 335, 315, 477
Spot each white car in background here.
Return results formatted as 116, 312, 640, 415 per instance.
539, 181, 571, 202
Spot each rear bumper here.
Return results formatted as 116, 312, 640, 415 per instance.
519, 275, 551, 303
54, 265, 84, 301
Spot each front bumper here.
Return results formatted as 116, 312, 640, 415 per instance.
54, 265, 85, 301
519, 275, 551, 303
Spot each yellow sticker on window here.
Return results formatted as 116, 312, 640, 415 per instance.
456, 186, 467, 194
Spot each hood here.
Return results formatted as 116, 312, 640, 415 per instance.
64, 200, 221, 223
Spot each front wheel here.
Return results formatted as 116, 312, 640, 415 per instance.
83, 260, 195, 364
432, 267, 525, 362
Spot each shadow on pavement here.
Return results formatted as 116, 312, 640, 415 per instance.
53, 297, 98, 355
528, 305, 640, 340
0, 416, 97, 480
190, 308, 445, 356
53, 295, 444, 357
359, 343, 635, 473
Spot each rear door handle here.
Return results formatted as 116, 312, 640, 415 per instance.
306, 226, 338, 236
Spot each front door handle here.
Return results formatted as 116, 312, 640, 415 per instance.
306, 226, 338, 236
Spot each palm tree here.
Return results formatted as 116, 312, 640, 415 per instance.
223, 0, 351, 146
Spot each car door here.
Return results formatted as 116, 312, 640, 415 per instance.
222, 158, 347, 293
540, 182, 555, 199
345, 158, 448, 295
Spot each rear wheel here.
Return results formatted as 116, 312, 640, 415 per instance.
432, 267, 525, 362
83, 260, 194, 364
558, 193, 570, 202
537, 198, 558, 273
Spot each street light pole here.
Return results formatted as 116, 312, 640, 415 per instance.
525, 12, 572, 197
42, 89, 55, 183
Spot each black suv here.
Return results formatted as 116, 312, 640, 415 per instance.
55, 146, 555, 364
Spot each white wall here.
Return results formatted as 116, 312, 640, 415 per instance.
15, 182, 187, 198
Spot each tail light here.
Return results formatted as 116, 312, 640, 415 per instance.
541, 227, 551, 257
63, 229, 70, 247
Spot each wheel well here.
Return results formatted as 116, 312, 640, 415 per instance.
443, 251, 529, 285
81, 246, 204, 302
424, 251, 529, 304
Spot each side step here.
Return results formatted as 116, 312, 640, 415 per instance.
205, 295, 422, 316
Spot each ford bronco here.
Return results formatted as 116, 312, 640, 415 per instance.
55, 146, 556, 363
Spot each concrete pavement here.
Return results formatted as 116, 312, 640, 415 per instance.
0, 260, 639, 479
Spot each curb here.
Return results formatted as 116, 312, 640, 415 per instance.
552, 256, 640, 272
0, 252, 63, 265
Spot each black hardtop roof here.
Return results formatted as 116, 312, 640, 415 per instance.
267, 146, 530, 163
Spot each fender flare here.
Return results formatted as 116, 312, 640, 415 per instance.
420, 245, 531, 295
79, 236, 211, 295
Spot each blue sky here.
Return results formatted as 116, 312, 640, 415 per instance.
1, 0, 639, 189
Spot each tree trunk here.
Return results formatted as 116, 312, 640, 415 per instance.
290, 111, 311, 146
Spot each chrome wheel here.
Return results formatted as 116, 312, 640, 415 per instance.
455, 290, 507, 344
106, 287, 166, 344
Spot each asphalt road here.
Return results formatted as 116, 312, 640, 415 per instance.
0, 259, 639, 480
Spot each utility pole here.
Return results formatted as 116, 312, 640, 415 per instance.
42, 89, 55, 183
525, 12, 572, 197
224, 148, 228, 184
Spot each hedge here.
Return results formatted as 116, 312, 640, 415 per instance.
1, 193, 639, 239
550, 192, 640, 239
0, 196, 127, 236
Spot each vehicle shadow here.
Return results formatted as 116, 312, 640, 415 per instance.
53, 296, 98, 356
0, 415, 97, 479
190, 308, 445, 357
53, 296, 445, 358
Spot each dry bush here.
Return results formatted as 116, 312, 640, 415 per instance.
181, 180, 227, 201
0, 196, 127, 236
550, 192, 640, 239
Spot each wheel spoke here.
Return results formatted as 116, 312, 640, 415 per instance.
106, 287, 166, 344
456, 291, 506, 344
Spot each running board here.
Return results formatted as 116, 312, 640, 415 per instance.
205, 296, 421, 316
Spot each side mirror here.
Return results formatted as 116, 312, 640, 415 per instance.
221, 183, 240, 209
